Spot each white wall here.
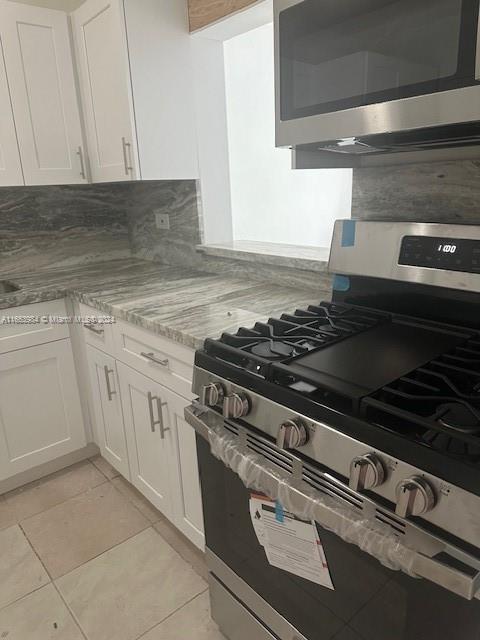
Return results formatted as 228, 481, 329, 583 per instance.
192, 37, 234, 245
7, 0, 84, 10
224, 22, 352, 248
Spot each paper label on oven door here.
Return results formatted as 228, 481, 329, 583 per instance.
249, 495, 334, 590
249, 493, 274, 546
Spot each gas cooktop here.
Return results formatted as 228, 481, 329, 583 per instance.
201, 300, 480, 469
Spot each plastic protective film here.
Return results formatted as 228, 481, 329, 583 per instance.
208, 423, 419, 579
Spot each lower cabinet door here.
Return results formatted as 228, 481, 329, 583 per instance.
166, 390, 205, 549
117, 362, 173, 519
0, 340, 86, 480
86, 345, 130, 479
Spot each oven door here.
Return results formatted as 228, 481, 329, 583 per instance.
187, 404, 480, 640
275, 0, 480, 147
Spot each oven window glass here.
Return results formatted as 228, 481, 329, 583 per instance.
279, 0, 479, 121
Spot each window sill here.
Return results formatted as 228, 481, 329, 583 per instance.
196, 240, 330, 273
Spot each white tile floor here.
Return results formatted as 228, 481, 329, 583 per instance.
0, 457, 225, 640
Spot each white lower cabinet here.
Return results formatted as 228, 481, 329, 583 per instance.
0, 340, 86, 480
116, 361, 205, 548
117, 362, 174, 519
85, 345, 130, 479
166, 390, 205, 549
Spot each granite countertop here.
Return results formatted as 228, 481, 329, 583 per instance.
1, 259, 330, 350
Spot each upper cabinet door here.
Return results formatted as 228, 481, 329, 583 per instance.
0, 34, 23, 186
72, 0, 139, 182
0, 3, 87, 185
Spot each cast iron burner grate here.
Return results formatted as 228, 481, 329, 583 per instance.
363, 336, 480, 461
203, 302, 388, 377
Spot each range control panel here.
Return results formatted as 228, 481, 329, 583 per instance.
399, 236, 480, 274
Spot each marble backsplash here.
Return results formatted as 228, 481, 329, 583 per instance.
352, 160, 480, 223
127, 180, 204, 269
3, 157, 479, 278
0, 180, 206, 277
0, 184, 131, 275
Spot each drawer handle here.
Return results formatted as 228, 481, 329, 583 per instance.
147, 391, 169, 438
122, 137, 133, 176
141, 352, 169, 368
104, 366, 116, 401
84, 323, 105, 336
77, 146, 86, 179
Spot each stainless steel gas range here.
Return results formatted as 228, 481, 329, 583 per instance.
185, 221, 480, 640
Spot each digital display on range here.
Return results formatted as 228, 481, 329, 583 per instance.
399, 236, 480, 273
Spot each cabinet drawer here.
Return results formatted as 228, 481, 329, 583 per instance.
0, 299, 69, 353
79, 303, 116, 353
113, 320, 194, 399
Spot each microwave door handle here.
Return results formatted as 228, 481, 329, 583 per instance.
476, 4, 480, 80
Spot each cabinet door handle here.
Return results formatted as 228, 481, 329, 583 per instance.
104, 366, 116, 401
84, 323, 104, 335
77, 146, 86, 179
122, 137, 133, 176
147, 391, 168, 438
140, 352, 169, 368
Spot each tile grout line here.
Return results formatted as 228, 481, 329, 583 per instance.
89, 457, 121, 482
1, 459, 108, 528
15, 473, 151, 583
134, 587, 210, 640
51, 524, 155, 582
55, 523, 208, 640
0, 581, 50, 615
106, 475, 160, 525
52, 580, 90, 640
109, 476, 210, 583
18, 520, 54, 583
148, 520, 208, 578
1, 460, 209, 639
15, 481, 151, 640
0, 522, 90, 636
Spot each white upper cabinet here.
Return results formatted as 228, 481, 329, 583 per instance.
0, 2, 87, 185
123, 0, 199, 180
0, 0, 199, 186
0, 32, 23, 186
72, 0, 199, 183
72, 0, 139, 182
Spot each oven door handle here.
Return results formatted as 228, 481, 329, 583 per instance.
185, 403, 480, 601
411, 552, 480, 601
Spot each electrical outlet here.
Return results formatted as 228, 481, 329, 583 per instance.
154, 211, 170, 230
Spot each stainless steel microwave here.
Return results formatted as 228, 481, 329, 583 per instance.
274, 0, 480, 167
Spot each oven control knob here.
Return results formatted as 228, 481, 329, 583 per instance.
276, 419, 309, 450
349, 453, 385, 492
395, 476, 436, 519
223, 392, 250, 419
200, 382, 225, 407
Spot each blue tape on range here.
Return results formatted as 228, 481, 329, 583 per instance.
341, 220, 356, 247
332, 275, 351, 292
275, 500, 285, 523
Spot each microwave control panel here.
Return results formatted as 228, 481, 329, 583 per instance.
399, 236, 480, 273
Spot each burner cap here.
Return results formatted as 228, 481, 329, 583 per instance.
251, 341, 294, 360
436, 402, 480, 434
